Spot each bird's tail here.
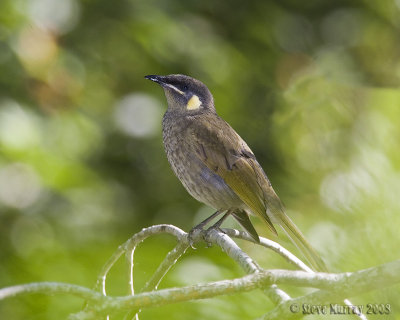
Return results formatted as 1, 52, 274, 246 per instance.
275, 210, 328, 272
231, 210, 260, 243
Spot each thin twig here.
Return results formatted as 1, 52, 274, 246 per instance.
204, 228, 260, 273
261, 259, 400, 320
223, 229, 312, 272
142, 241, 190, 292
224, 229, 367, 319
4, 225, 392, 320
0, 282, 106, 302
125, 241, 190, 320
123, 226, 287, 319
1, 260, 398, 314
127, 248, 135, 295
94, 245, 125, 295
204, 228, 291, 304
94, 225, 186, 296
88, 224, 188, 319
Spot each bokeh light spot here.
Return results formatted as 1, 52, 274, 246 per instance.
320, 165, 376, 213
14, 26, 58, 73
0, 100, 41, 150
114, 93, 163, 138
0, 163, 42, 209
27, 0, 80, 34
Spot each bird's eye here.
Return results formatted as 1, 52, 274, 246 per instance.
183, 85, 188, 91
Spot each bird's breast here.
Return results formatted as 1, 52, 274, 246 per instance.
162, 113, 243, 210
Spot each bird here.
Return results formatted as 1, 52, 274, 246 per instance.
145, 74, 327, 272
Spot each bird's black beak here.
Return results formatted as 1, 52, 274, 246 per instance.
145, 74, 184, 95
145, 75, 166, 86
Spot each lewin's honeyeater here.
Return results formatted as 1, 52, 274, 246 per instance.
145, 74, 327, 272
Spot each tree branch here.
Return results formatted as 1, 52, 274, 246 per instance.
0, 282, 105, 302
94, 224, 187, 295
1, 260, 399, 315
1, 225, 398, 319
223, 229, 312, 272
204, 228, 291, 304
261, 259, 400, 320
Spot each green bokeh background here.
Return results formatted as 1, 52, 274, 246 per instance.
0, 0, 399, 319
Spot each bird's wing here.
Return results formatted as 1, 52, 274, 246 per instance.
186, 113, 277, 235
186, 113, 327, 271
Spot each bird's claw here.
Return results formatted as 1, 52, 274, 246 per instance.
204, 225, 226, 247
188, 227, 203, 249
188, 223, 227, 248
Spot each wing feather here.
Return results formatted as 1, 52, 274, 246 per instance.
187, 113, 277, 235
185, 113, 327, 271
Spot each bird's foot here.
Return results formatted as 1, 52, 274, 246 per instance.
203, 225, 226, 247
188, 225, 226, 248
187, 210, 225, 248
187, 227, 203, 249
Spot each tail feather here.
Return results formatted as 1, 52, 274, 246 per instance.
275, 210, 328, 272
231, 210, 260, 243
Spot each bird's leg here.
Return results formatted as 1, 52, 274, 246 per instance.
209, 211, 230, 230
188, 210, 225, 248
203, 211, 231, 247
194, 209, 225, 229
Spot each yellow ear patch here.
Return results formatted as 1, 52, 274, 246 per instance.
186, 95, 202, 110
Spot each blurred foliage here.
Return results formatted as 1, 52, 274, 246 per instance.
1, 0, 400, 319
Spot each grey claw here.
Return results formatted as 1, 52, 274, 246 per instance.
188, 227, 202, 248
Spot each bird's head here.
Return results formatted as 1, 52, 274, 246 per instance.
145, 74, 215, 113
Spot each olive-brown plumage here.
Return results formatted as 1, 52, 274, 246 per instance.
145, 74, 327, 272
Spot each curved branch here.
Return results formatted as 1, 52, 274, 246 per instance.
262, 259, 400, 319
125, 241, 190, 319
222, 229, 366, 319
90, 224, 188, 319
2, 225, 396, 320
223, 229, 312, 272
202, 228, 291, 303
94, 224, 187, 294
1, 260, 398, 315
203, 228, 261, 274
0, 282, 106, 302
142, 241, 189, 292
